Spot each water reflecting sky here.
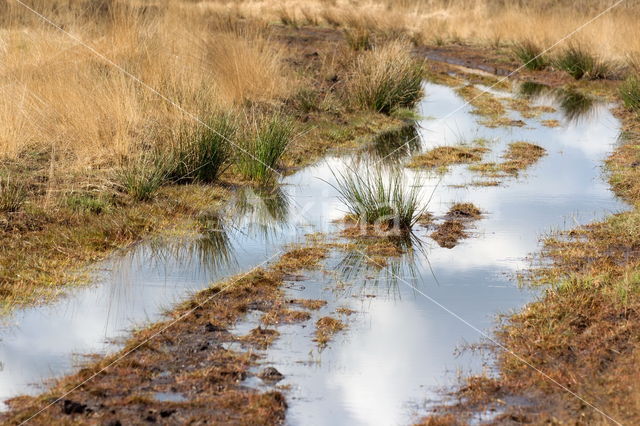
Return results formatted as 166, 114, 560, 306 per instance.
0, 81, 627, 425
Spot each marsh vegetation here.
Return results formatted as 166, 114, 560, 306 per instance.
2, 0, 640, 425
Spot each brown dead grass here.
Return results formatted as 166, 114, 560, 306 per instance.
0, 237, 335, 423
422, 104, 640, 423
261, 308, 311, 326
1, 267, 288, 424
541, 119, 561, 128
507, 98, 556, 119
240, 326, 281, 350
274, 246, 328, 272
290, 299, 327, 310
447, 202, 482, 219
407, 145, 488, 170
314, 316, 345, 347
430, 220, 467, 249
0, 3, 293, 164
470, 141, 546, 179
429, 202, 481, 248
221, 0, 640, 65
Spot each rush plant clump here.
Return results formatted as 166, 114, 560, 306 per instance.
237, 114, 295, 184
347, 41, 424, 114
331, 166, 424, 231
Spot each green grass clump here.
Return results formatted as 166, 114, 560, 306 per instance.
0, 175, 27, 213
554, 45, 611, 80
348, 41, 424, 114
169, 114, 235, 184
331, 166, 424, 231
620, 76, 640, 113
512, 41, 547, 70
66, 193, 111, 214
238, 115, 294, 184
116, 152, 169, 201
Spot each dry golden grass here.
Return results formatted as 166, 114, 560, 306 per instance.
0, 1, 293, 166
214, 0, 640, 64
407, 145, 488, 169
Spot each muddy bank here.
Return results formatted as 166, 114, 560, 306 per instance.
419, 53, 640, 426
0, 245, 331, 425
1, 22, 634, 425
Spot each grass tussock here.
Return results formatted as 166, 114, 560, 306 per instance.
115, 153, 169, 201
0, 175, 26, 213
512, 40, 547, 70
331, 166, 424, 231
237, 114, 295, 184
347, 41, 424, 114
407, 145, 488, 170
168, 114, 236, 184
553, 45, 612, 80
620, 76, 640, 113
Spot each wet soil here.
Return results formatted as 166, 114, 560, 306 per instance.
2, 23, 636, 426
0, 245, 329, 425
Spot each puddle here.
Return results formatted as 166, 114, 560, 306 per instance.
153, 392, 188, 403
0, 81, 627, 425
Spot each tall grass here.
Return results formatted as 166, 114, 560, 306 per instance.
0, 175, 27, 213
0, 2, 292, 166
512, 41, 547, 70
237, 115, 295, 184
221, 0, 640, 67
554, 45, 611, 80
620, 76, 640, 113
331, 166, 424, 231
347, 41, 424, 114
169, 114, 235, 184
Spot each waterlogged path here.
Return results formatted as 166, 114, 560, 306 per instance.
0, 82, 627, 424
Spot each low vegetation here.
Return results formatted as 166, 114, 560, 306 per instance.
168, 114, 235, 184
553, 45, 612, 80
430, 220, 467, 249
237, 114, 295, 184
0, 175, 26, 213
407, 145, 488, 170
455, 85, 517, 128
447, 202, 481, 219
331, 166, 424, 231
430, 202, 482, 248
620, 76, 640, 113
314, 316, 345, 347
115, 153, 170, 202
512, 40, 548, 70
469, 141, 546, 178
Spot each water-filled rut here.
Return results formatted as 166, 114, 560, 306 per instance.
0, 82, 627, 424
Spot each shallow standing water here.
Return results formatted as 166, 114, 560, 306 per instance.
0, 82, 627, 423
